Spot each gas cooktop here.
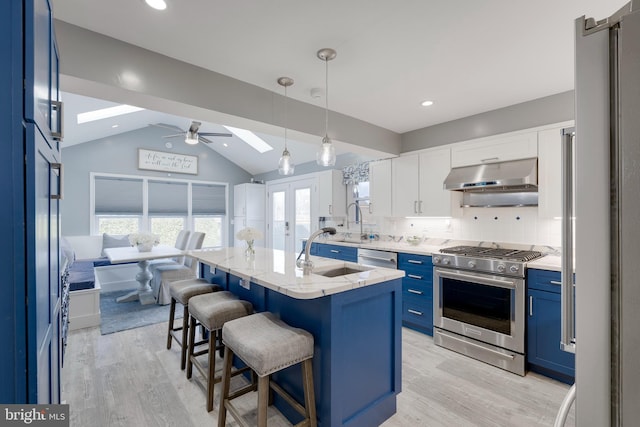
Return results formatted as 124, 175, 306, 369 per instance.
439, 245, 543, 262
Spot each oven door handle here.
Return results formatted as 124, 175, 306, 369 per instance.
437, 270, 517, 290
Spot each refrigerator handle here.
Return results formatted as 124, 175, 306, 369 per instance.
560, 128, 576, 354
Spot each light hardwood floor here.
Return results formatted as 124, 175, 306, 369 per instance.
62, 323, 575, 426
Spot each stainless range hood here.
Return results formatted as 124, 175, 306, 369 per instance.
443, 158, 538, 207
444, 158, 538, 192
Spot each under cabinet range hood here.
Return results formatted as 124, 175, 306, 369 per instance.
443, 158, 538, 207
443, 158, 538, 192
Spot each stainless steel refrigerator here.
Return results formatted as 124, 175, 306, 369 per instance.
558, 2, 640, 425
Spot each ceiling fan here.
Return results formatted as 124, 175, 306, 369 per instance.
150, 121, 232, 145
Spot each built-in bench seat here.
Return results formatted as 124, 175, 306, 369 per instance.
63, 235, 139, 330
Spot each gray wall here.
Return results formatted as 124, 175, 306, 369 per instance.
401, 91, 574, 152
61, 126, 252, 236
254, 153, 371, 182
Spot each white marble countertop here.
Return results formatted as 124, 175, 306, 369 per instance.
189, 247, 406, 300
310, 238, 563, 272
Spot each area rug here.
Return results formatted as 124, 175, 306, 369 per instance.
100, 290, 183, 335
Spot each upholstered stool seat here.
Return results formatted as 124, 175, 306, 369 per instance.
186, 291, 253, 412
218, 312, 317, 427
166, 278, 221, 370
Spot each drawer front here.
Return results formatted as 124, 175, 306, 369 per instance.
402, 277, 433, 299
317, 243, 358, 262
527, 269, 561, 293
402, 293, 433, 333
398, 252, 432, 268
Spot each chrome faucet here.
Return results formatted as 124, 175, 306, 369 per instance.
297, 227, 337, 275
346, 202, 366, 241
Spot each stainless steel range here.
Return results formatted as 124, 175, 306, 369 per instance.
432, 245, 543, 375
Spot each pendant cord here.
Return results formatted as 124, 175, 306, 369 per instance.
284, 85, 288, 150
324, 58, 329, 138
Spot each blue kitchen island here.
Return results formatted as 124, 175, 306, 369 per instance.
193, 247, 405, 427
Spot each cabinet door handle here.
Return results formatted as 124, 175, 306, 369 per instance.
330, 249, 340, 253
407, 259, 423, 265
368, 203, 372, 214
51, 101, 64, 141
481, 157, 499, 163
413, 200, 417, 213
550, 280, 562, 285
418, 200, 423, 213
407, 289, 423, 295
51, 163, 63, 200
407, 274, 423, 280
529, 295, 533, 317
329, 204, 333, 215
408, 309, 423, 316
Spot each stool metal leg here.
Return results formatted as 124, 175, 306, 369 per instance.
167, 298, 177, 349
180, 305, 189, 370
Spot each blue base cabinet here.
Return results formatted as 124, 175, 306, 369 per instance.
227, 275, 402, 427
315, 243, 358, 262
526, 269, 575, 384
398, 253, 433, 335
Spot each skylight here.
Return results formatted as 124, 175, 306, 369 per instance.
223, 126, 273, 153
77, 105, 145, 124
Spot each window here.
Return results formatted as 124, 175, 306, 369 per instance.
94, 176, 143, 235
91, 173, 228, 248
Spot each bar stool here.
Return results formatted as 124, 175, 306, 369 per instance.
186, 291, 254, 412
166, 278, 222, 370
218, 312, 317, 427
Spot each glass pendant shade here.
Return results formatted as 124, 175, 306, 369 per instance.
278, 148, 295, 175
317, 136, 336, 166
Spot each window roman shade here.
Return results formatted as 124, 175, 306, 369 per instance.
192, 183, 226, 215
95, 177, 143, 214
148, 180, 188, 215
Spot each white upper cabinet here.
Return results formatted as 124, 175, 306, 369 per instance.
392, 155, 420, 217
234, 183, 266, 220
451, 131, 538, 167
392, 148, 459, 217
368, 159, 392, 217
419, 148, 460, 217
317, 169, 346, 217
538, 125, 570, 218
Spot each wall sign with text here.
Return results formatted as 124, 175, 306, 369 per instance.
138, 149, 198, 175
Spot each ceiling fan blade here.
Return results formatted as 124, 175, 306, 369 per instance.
199, 132, 232, 137
161, 133, 183, 138
188, 121, 201, 133
150, 123, 184, 132
199, 136, 215, 144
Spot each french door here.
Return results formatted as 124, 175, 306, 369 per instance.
267, 178, 314, 254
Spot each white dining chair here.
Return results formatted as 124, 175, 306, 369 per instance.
150, 232, 205, 305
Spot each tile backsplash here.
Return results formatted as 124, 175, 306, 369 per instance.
329, 206, 561, 247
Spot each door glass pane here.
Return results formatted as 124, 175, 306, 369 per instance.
272, 191, 286, 251
294, 187, 311, 253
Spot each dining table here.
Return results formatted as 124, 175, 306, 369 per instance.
103, 244, 184, 305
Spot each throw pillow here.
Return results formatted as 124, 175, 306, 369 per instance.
60, 236, 76, 270
101, 233, 131, 257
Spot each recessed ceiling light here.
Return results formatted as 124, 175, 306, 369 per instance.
111, 124, 119, 128
77, 104, 144, 124
223, 126, 273, 153
223, 143, 228, 147
421, 100, 434, 107
145, 0, 167, 10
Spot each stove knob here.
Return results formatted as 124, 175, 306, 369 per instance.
497, 264, 506, 273
509, 265, 519, 273
433, 256, 441, 264
442, 258, 451, 265
468, 261, 476, 268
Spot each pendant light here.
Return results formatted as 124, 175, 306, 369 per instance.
316, 48, 337, 167
277, 77, 295, 175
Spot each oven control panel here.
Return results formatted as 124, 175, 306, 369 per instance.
433, 254, 525, 278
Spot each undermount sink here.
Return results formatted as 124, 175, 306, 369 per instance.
316, 266, 371, 277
